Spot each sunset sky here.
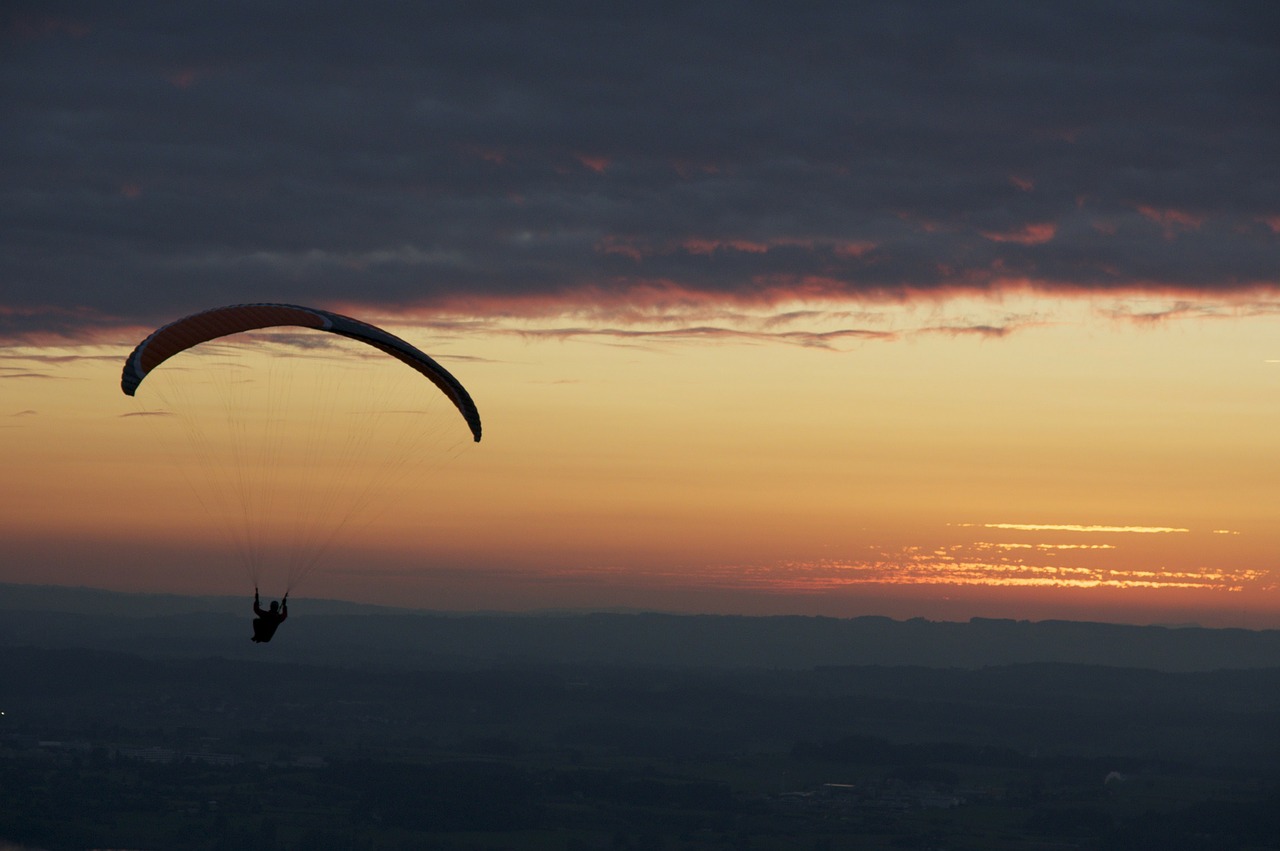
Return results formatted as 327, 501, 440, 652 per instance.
3, 2, 1278, 627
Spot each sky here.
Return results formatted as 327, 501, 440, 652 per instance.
3, 1, 1279, 627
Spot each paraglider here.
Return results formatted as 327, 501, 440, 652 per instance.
251, 587, 288, 643
121, 303, 482, 641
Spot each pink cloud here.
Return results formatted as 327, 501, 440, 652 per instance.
896, 212, 951, 234
596, 235, 645, 261
575, 154, 610, 173
980, 222, 1057, 245
1137, 205, 1206, 239
681, 238, 772, 255
833, 240, 877, 258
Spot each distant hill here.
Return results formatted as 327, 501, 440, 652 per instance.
1, 582, 1278, 672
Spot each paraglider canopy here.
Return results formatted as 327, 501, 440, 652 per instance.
121, 302, 481, 442
119, 302, 482, 596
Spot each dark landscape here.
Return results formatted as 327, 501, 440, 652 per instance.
2, 585, 1279, 850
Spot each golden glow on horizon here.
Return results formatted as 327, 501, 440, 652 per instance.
959, 523, 1191, 534
2, 292, 1279, 624
986, 543, 1118, 550
646, 558, 1271, 593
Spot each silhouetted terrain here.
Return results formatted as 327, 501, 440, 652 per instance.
3, 583, 1280, 671
2, 585, 1278, 849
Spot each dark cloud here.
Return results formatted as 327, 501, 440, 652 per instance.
1098, 298, 1280, 325
508, 323, 895, 350
0, 352, 120, 364
3, 0, 1277, 338
919, 324, 1019, 339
